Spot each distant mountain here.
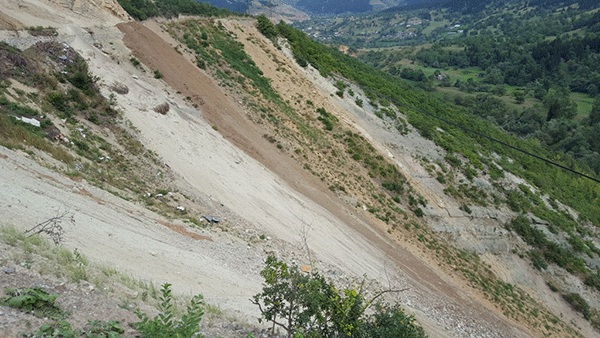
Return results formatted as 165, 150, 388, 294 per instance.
295, 0, 372, 14
384, 0, 599, 14
201, 0, 422, 15
201, 0, 600, 16
203, 0, 249, 13
293, 0, 429, 14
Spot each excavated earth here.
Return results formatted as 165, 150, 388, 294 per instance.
0, 1, 596, 337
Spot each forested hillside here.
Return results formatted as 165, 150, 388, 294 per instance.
116, 0, 243, 20
355, 1, 600, 176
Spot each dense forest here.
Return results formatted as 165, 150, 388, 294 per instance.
415, 11, 600, 93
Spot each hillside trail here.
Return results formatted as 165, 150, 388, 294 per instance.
0, 1, 543, 337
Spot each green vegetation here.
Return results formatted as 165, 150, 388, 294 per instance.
316, 107, 337, 130
2, 287, 64, 319
33, 320, 125, 338
0, 40, 204, 229
27, 26, 58, 37
0, 95, 73, 163
116, 0, 241, 21
0, 226, 210, 337
354, 2, 600, 176
176, 19, 280, 101
252, 255, 427, 338
130, 57, 141, 66
264, 18, 600, 224
506, 215, 586, 274
133, 283, 204, 338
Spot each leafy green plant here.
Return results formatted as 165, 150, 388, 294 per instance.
32, 319, 124, 338
316, 107, 337, 131
133, 283, 204, 338
564, 293, 590, 319
1, 287, 64, 318
34, 320, 77, 338
84, 320, 124, 338
130, 57, 141, 66
357, 303, 426, 338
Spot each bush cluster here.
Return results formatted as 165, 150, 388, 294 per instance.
253, 255, 427, 338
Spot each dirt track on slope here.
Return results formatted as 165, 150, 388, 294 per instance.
117, 21, 534, 338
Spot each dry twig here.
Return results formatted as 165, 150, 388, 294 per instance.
25, 209, 75, 245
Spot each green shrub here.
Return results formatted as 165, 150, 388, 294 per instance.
563, 293, 590, 319
414, 208, 424, 217
506, 190, 531, 212
35, 320, 77, 338
256, 15, 277, 40
1, 287, 63, 319
252, 256, 427, 338
357, 303, 427, 338
48, 92, 72, 115
84, 320, 124, 337
585, 271, 600, 292
316, 107, 337, 131
507, 215, 587, 273
133, 283, 204, 338
529, 250, 548, 270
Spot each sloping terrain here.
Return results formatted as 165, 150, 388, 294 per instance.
0, 1, 597, 338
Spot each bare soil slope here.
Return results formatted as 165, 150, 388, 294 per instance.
114, 19, 535, 337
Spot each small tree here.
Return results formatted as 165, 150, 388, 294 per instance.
543, 87, 577, 120
357, 303, 427, 338
253, 256, 425, 338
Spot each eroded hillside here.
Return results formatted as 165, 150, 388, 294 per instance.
0, 1, 599, 337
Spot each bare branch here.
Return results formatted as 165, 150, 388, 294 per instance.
250, 299, 290, 335
299, 222, 314, 275
365, 288, 410, 309
25, 209, 75, 245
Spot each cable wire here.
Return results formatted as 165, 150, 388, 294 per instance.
324, 72, 600, 184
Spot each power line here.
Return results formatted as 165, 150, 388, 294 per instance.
324, 72, 600, 184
